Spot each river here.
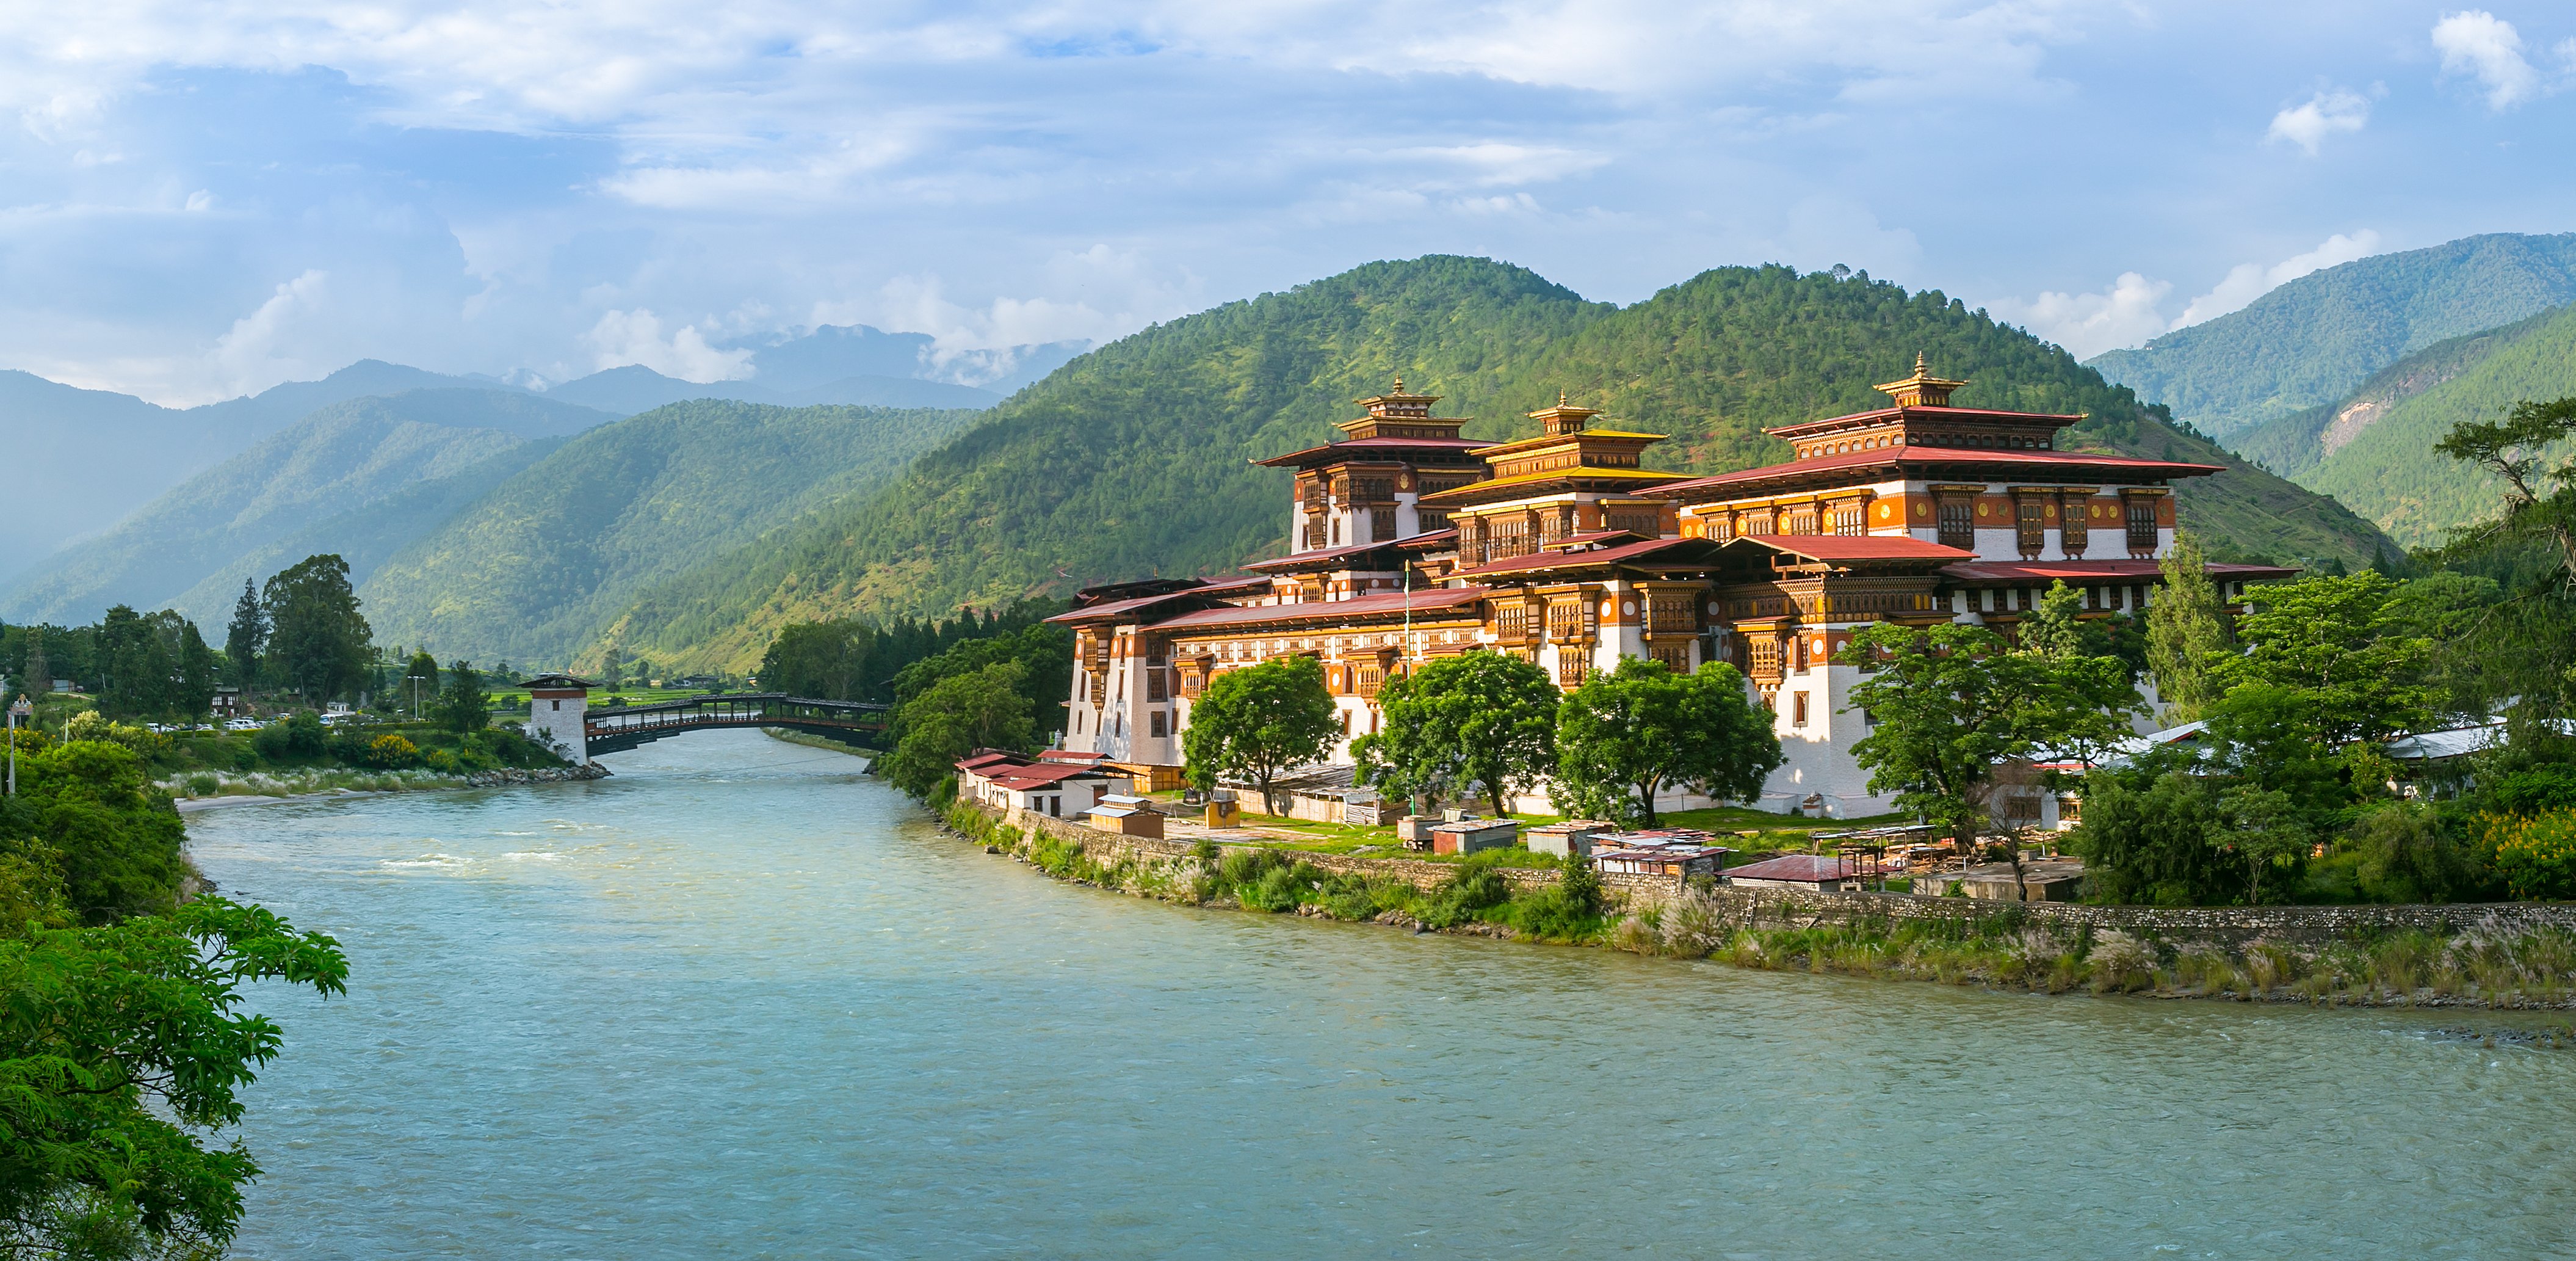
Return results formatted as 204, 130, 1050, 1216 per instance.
190, 730, 2576, 1258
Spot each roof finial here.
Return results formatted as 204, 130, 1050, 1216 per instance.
1914, 351, 1928, 374
1558, 388, 1569, 406
1392, 374, 1405, 393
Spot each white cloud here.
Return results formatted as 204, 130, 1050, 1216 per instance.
2267, 90, 2368, 154
2172, 230, 2381, 329
1987, 272, 2173, 360
2433, 10, 2540, 109
211, 269, 332, 393
584, 308, 754, 381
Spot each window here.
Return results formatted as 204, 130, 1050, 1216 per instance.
2016, 496, 2047, 558
1048, 796, 1062, 817
1607, 511, 1660, 536
2127, 498, 2160, 553
1146, 668, 1167, 702
1496, 603, 1529, 641
2060, 497, 2089, 555
1785, 506, 1819, 535
1792, 692, 1810, 726
1149, 711, 1168, 739
1831, 501, 1865, 536
1417, 509, 1452, 534
1370, 506, 1396, 541
1557, 655, 1588, 685
1937, 497, 1974, 550
1651, 645, 1690, 674
1338, 710, 1351, 735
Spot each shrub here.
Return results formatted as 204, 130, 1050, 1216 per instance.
363, 733, 421, 768
424, 748, 460, 773
2492, 766, 2576, 816
2484, 810, 2576, 900
2349, 802, 2480, 903
2085, 929, 2157, 993
1419, 857, 1510, 929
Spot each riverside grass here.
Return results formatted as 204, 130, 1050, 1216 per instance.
947, 803, 2576, 1010
942, 802, 1607, 941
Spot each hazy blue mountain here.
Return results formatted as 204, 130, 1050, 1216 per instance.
356, 400, 988, 666
541, 365, 1002, 415
162, 439, 566, 633
1, 389, 612, 624
0, 360, 533, 579
2086, 233, 2576, 437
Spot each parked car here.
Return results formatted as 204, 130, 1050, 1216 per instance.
225, 718, 264, 732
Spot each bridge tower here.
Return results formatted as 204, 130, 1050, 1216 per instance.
520, 674, 594, 762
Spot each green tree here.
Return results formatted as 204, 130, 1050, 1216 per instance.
2217, 784, 2310, 905
170, 617, 218, 721
2203, 683, 2350, 821
882, 661, 1040, 799
430, 660, 490, 735
759, 620, 879, 702
223, 579, 266, 692
1842, 622, 2142, 846
2218, 570, 2433, 746
0, 897, 347, 1257
1181, 655, 1340, 815
1550, 658, 1780, 827
0, 740, 191, 924
2145, 531, 2234, 722
2019, 580, 2093, 660
2068, 769, 2234, 906
1351, 649, 1560, 818
261, 555, 373, 705
2434, 394, 2576, 583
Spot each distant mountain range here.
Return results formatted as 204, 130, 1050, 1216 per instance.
600, 256, 2401, 672
2086, 233, 2576, 438
2226, 303, 2576, 548
0, 325, 1088, 581
5, 252, 2478, 675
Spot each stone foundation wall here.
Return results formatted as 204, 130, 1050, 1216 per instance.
967, 802, 2576, 943
1656, 885, 2576, 944
466, 764, 612, 787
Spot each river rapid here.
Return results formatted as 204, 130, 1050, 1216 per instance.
192, 731, 2576, 1259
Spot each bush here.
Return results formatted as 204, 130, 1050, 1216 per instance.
2350, 802, 2481, 903
1420, 856, 1511, 929
2484, 810, 2576, 900
2492, 766, 2576, 816
363, 733, 421, 768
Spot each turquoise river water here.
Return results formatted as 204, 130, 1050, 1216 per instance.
189, 731, 2576, 1259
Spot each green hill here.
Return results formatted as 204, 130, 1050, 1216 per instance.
356, 400, 986, 666
2228, 309, 2564, 482
609, 257, 2399, 670
2086, 232, 2576, 437
0, 389, 609, 625
2293, 303, 2576, 548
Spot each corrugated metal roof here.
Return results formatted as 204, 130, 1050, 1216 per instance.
1724, 854, 1856, 882
1150, 586, 1491, 631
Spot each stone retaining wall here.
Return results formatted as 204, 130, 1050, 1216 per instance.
966, 802, 2576, 943
1663, 885, 2576, 943
467, 764, 613, 787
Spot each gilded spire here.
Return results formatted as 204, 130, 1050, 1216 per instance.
1874, 354, 1967, 409
1526, 390, 1601, 438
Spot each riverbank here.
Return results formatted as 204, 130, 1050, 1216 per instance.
947, 799, 2576, 1012
759, 728, 877, 759
167, 762, 610, 810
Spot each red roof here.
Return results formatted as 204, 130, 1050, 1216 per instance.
1725, 854, 1856, 882
1149, 586, 1491, 631
1942, 559, 2302, 584
1241, 534, 1442, 573
1251, 437, 1491, 467
991, 762, 1115, 790
1764, 404, 2089, 439
1044, 576, 1270, 624
1446, 537, 1724, 581
1651, 446, 2226, 500
1720, 535, 1973, 564
957, 752, 1032, 773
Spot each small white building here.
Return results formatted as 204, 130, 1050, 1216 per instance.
519, 673, 593, 762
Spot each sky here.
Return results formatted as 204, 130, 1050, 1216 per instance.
3, 1, 2573, 405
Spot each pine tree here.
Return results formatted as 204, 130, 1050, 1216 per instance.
224, 579, 267, 691
2146, 531, 2234, 723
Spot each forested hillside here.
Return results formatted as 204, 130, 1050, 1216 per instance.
0, 389, 609, 625
2291, 303, 2576, 547
2086, 233, 2576, 437
2229, 308, 2563, 481
358, 399, 986, 665
610, 257, 2398, 671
